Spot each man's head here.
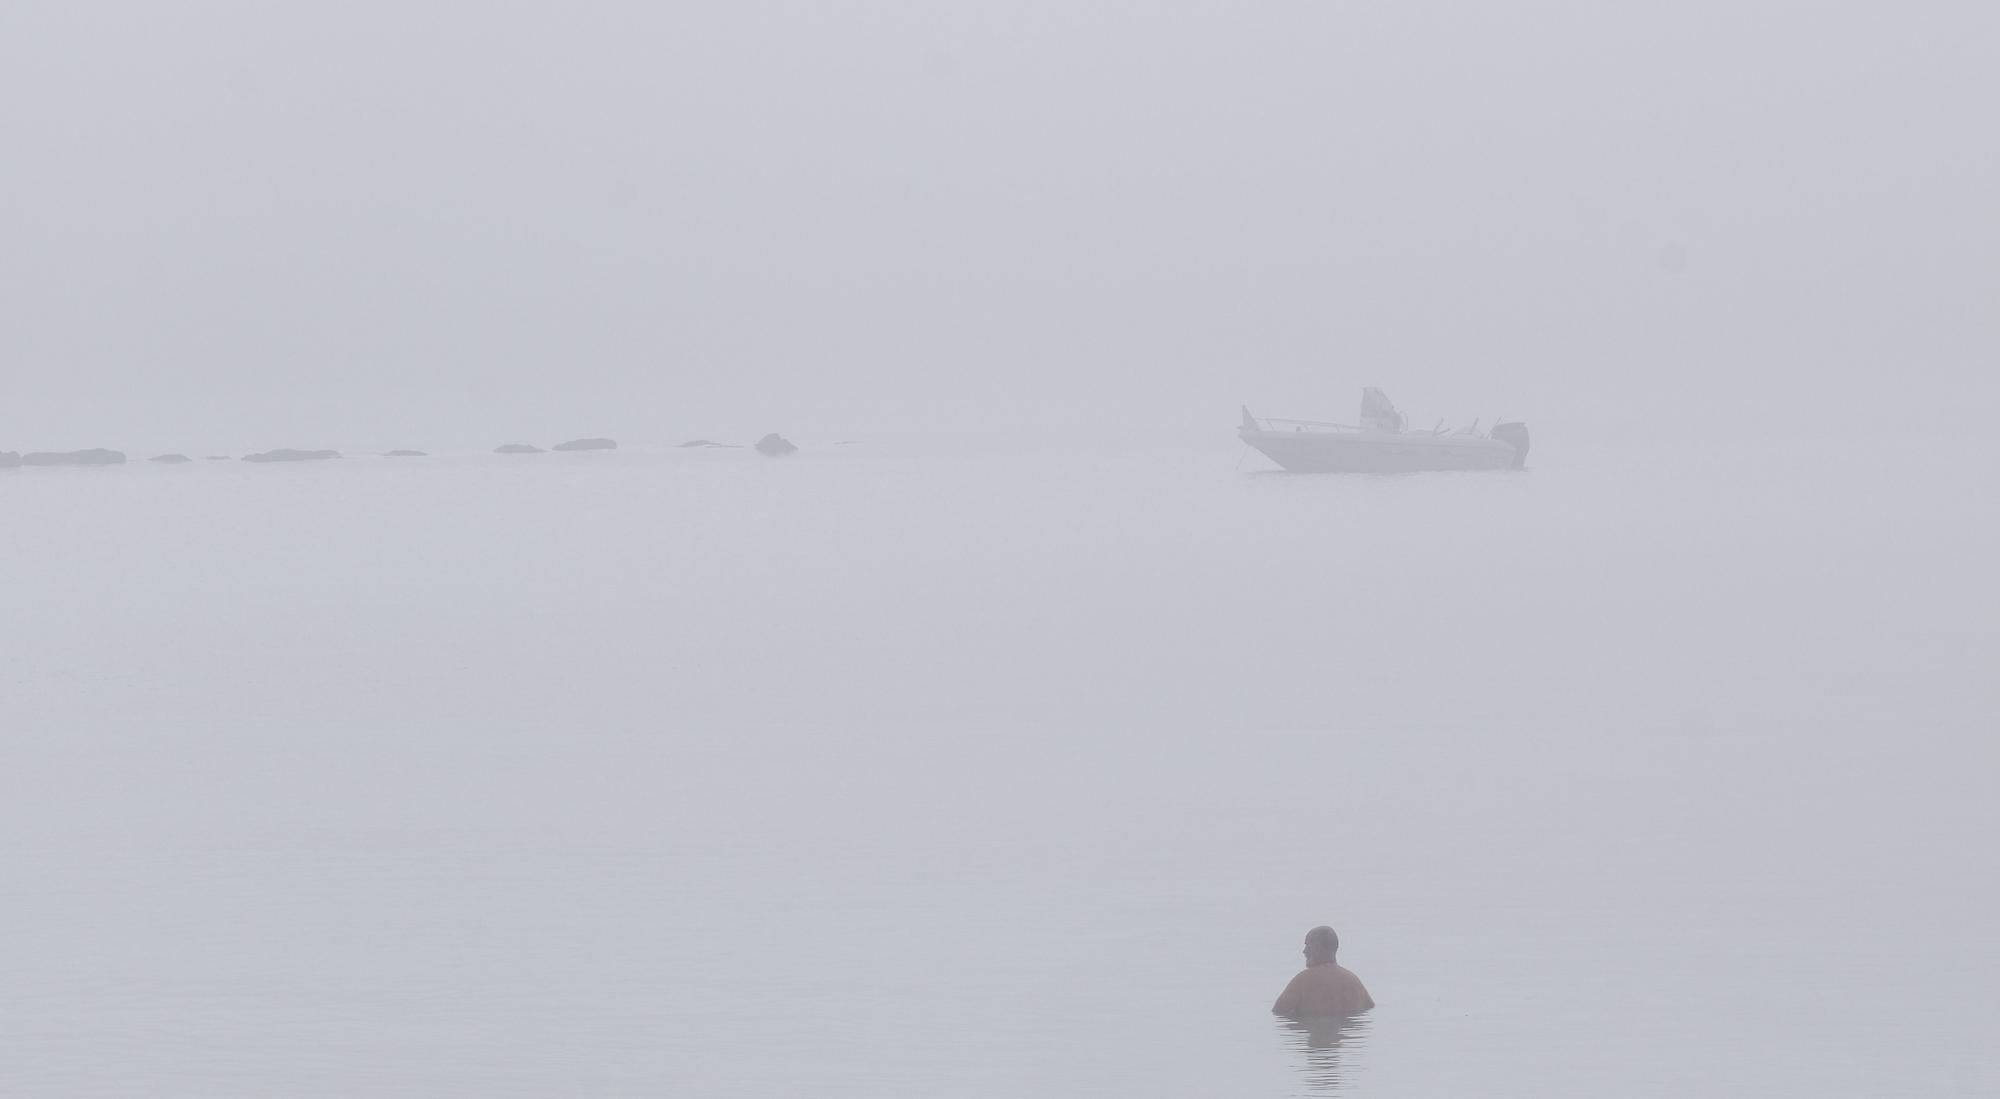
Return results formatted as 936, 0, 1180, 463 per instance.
1302, 925, 1340, 965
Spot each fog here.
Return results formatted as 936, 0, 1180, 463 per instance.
4, 4, 1997, 1097
6, 2, 1996, 450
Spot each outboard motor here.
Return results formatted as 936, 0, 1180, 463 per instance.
1491, 422, 1530, 468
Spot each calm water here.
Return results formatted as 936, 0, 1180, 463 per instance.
4, 436, 1994, 1096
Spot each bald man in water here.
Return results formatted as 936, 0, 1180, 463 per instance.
1271, 926, 1374, 1018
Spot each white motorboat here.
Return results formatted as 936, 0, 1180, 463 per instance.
1238, 389, 1529, 473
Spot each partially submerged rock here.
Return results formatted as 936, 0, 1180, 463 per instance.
677, 439, 740, 448
242, 448, 340, 463
383, 449, 428, 457
553, 437, 616, 451
754, 433, 798, 456
494, 443, 545, 454
0, 452, 20, 468
150, 453, 193, 463
22, 448, 126, 466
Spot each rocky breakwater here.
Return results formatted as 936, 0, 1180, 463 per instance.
5, 448, 127, 466
242, 449, 340, 463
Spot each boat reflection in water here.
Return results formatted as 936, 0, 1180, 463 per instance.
1277, 1012, 1372, 1093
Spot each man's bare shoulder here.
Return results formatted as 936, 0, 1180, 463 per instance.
1271, 969, 1310, 1015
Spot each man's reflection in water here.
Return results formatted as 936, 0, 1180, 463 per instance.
1277, 1013, 1371, 1093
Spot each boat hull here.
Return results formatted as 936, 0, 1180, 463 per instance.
1240, 428, 1522, 473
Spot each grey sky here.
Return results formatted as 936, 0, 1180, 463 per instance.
5, 2, 1994, 452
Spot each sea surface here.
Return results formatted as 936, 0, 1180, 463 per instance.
4, 434, 1995, 1096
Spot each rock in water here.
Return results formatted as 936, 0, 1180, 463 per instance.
0, 452, 20, 468
383, 449, 428, 457
22, 448, 126, 465
754, 433, 798, 456
494, 443, 545, 454
242, 449, 340, 463
150, 453, 193, 463
677, 439, 740, 448
553, 437, 616, 451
